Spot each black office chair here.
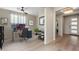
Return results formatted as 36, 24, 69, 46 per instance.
37, 31, 44, 41
19, 28, 32, 40
19, 28, 28, 40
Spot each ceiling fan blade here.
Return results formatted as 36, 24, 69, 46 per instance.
17, 7, 28, 14
24, 12, 28, 14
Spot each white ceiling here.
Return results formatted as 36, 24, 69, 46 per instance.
56, 7, 79, 16
0, 7, 44, 16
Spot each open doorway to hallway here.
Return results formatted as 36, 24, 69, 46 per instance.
56, 7, 79, 37
53, 7, 79, 51
55, 7, 79, 51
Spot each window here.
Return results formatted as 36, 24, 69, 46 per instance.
39, 16, 44, 25
71, 26, 77, 29
71, 18, 77, 21
71, 22, 77, 25
71, 30, 77, 34
11, 14, 26, 24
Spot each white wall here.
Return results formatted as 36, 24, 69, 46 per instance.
56, 15, 63, 36
64, 16, 71, 34
44, 7, 56, 44
26, 14, 37, 31
37, 9, 44, 31
77, 15, 79, 35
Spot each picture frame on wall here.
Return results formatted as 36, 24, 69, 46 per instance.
1, 17, 8, 25
29, 20, 33, 25
39, 16, 44, 25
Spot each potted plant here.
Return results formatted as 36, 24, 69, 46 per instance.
34, 28, 40, 35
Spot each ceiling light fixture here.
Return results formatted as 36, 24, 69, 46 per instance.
63, 7, 74, 14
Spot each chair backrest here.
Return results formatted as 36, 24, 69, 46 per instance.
22, 28, 28, 37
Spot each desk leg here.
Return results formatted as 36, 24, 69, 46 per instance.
12, 31, 14, 41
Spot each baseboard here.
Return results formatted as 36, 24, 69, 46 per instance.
64, 33, 79, 36
69, 34, 79, 36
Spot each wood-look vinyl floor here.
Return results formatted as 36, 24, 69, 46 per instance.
0, 35, 79, 51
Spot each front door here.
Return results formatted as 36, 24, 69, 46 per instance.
70, 17, 78, 35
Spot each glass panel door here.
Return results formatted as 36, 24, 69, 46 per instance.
70, 18, 77, 34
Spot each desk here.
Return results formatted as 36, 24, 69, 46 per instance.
37, 31, 44, 41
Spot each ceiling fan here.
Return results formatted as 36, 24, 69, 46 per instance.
17, 7, 28, 14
